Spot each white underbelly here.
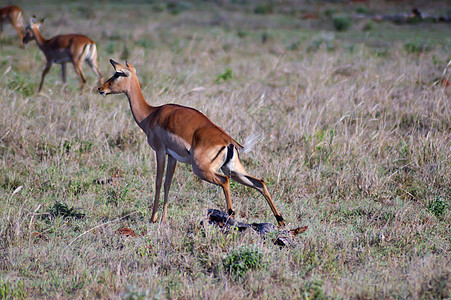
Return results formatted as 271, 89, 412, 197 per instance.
167, 149, 190, 164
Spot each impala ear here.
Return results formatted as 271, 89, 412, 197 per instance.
110, 59, 126, 71
110, 59, 130, 76
30, 16, 44, 27
125, 61, 136, 74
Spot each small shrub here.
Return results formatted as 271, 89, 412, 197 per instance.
7, 73, 34, 97
77, 5, 97, 19
254, 3, 274, 15
261, 32, 270, 43
301, 280, 325, 299
137, 39, 155, 49
120, 45, 130, 60
222, 246, 264, 279
151, 3, 165, 13
356, 7, 369, 15
333, 16, 352, 32
237, 31, 248, 38
48, 201, 85, 220
419, 272, 451, 299
105, 42, 118, 55
428, 197, 448, 217
0, 280, 25, 299
324, 8, 337, 19
404, 40, 431, 54
106, 184, 130, 206
307, 33, 335, 52
362, 20, 374, 31
288, 40, 301, 51
215, 68, 233, 83
167, 2, 192, 15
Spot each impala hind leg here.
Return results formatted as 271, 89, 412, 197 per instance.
225, 160, 285, 227
73, 61, 87, 91
12, 22, 23, 47
86, 58, 103, 84
193, 165, 235, 216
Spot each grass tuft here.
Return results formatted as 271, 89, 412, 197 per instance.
222, 246, 264, 279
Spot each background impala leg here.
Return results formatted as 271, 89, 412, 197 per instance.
86, 59, 103, 84
12, 22, 23, 47
73, 62, 87, 91
161, 155, 177, 222
151, 151, 166, 223
61, 63, 66, 83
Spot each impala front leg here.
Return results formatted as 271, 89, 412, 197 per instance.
151, 150, 166, 223
61, 63, 67, 83
38, 61, 52, 92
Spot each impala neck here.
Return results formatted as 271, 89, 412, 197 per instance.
31, 26, 48, 48
124, 79, 155, 130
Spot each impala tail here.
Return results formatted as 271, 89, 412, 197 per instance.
241, 134, 262, 154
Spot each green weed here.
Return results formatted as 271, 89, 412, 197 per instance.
0, 280, 25, 299
404, 40, 432, 53
215, 68, 233, 83
324, 8, 337, 19
47, 201, 85, 220
222, 246, 264, 279
356, 7, 369, 15
7, 73, 34, 97
332, 16, 352, 32
254, 3, 274, 15
428, 197, 448, 217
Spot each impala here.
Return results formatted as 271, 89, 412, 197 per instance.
0, 5, 24, 47
23, 17, 103, 92
98, 60, 286, 227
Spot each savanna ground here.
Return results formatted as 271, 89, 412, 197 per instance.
0, 0, 450, 298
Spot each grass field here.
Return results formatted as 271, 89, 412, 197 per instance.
0, 1, 450, 298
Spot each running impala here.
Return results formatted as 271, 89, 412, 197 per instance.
98, 60, 286, 227
23, 17, 103, 92
0, 5, 24, 47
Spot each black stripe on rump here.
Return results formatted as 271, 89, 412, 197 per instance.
223, 143, 234, 166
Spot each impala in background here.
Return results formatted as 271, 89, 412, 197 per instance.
98, 60, 286, 227
0, 5, 24, 47
23, 17, 103, 93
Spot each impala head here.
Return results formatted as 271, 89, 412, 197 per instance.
23, 16, 43, 44
98, 59, 137, 96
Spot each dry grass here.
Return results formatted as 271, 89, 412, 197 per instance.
0, 1, 450, 299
